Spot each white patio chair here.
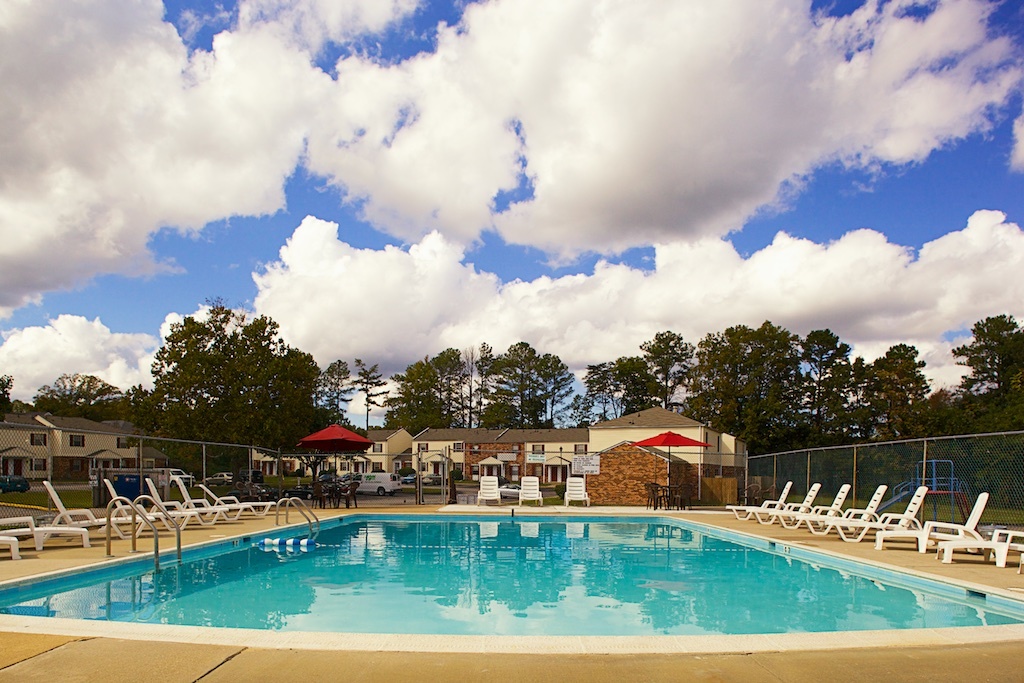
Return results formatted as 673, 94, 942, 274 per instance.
752, 483, 822, 525
0, 515, 90, 551
830, 486, 929, 543
779, 484, 850, 530
0, 535, 21, 560
43, 480, 126, 539
726, 481, 793, 520
198, 483, 274, 517
564, 477, 590, 507
477, 476, 501, 506
805, 485, 888, 536
935, 527, 1024, 568
875, 491, 989, 553
518, 476, 543, 506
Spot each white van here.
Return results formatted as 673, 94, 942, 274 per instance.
355, 472, 403, 496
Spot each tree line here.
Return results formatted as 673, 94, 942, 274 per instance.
2, 304, 1022, 454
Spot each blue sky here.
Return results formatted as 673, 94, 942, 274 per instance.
2, 0, 1024, 423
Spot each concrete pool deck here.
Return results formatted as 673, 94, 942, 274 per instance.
1, 505, 1023, 681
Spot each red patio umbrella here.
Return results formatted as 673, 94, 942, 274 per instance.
633, 431, 711, 499
632, 431, 711, 449
297, 424, 373, 452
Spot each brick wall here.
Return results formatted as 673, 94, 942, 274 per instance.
586, 443, 669, 506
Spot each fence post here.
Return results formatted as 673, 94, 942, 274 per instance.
806, 450, 811, 492
852, 446, 858, 506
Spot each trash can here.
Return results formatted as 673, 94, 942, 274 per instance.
110, 473, 144, 500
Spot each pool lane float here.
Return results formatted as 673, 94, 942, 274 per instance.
258, 537, 316, 550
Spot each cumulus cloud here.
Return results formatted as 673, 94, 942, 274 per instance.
309, 0, 1023, 254
0, 316, 158, 401
253, 210, 1024, 393
2, 0, 1021, 318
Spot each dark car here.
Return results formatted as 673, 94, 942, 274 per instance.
236, 469, 264, 484
283, 484, 315, 501
401, 473, 417, 485
0, 475, 30, 493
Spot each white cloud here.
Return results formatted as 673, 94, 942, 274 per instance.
0, 316, 157, 401
1012, 111, 1024, 171
2, 0, 1021, 318
4, 210, 1021, 404
253, 210, 1024, 394
308, 0, 1023, 255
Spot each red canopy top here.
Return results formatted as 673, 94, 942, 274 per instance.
632, 431, 710, 448
296, 424, 373, 452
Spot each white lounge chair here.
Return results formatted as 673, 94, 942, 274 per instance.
103, 478, 194, 534
0, 535, 21, 560
43, 480, 126, 539
564, 477, 590, 507
518, 476, 543, 507
0, 515, 91, 551
144, 478, 219, 527
875, 492, 989, 553
171, 477, 243, 522
477, 476, 501, 506
830, 486, 929, 543
752, 483, 821, 525
806, 485, 888, 536
779, 484, 850, 530
935, 527, 1024, 568
198, 483, 274, 517
726, 481, 793, 520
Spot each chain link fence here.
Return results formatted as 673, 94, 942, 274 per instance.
748, 431, 1024, 527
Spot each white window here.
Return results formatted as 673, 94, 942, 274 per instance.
32, 458, 47, 471
532, 444, 545, 454
116, 437, 131, 449
372, 442, 383, 453
69, 434, 85, 448
30, 433, 47, 447
417, 442, 429, 452
574, 444, 587, 454
453, 442, 464, 452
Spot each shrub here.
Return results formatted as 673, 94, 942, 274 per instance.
398, 467, 415, 476
451, 468, 464, 482
555, 483, 566, 499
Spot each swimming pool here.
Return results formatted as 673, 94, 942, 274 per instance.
2, 515, 1022, 638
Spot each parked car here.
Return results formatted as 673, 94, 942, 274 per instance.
236, 469, 264, 484
353, 472, 404, 496
317, 472, 343, 483
401, 473, 417, 485
0, 475, 30, 493
421, 474, 442, 486
155, 468, 194, 487
203, 472, 233, 486
498, 483, 521, 499
282, 484, 314, 500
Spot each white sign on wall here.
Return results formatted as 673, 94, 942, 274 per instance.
526, 452, 546, 464
572, 455, 600, 475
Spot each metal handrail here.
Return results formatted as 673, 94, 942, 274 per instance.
274, 497, 320, 541
133, 493, 183, 565
105, 495, 181, 572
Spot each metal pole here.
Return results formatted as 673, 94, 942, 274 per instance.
852, 446, 858, 507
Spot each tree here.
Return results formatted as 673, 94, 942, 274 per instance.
641, 331, 694, 409
315, 360, 355, 426
432, 348, 469, 428
0, 374, 12, 414
688, 321, 802, 453
537, 353, 576, 427
353, 358, 387, 431
482, 342, 544, 428
33, 373, 125, 421
146, 304, 319, 452
610, 356, 657, 416
865, 344, 930, 440
385, 357, 442, 435
953, 314, 1024, 396
800, 329, 854, 445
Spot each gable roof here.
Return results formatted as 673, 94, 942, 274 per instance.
590, 407, 704, 430
3, 412, 138, 435
496, 428, 590, 443
412, 428, 508, 442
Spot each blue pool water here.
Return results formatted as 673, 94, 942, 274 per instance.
1, 515, 1022, 636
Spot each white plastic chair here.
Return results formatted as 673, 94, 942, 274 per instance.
477, 476, 501, 506
806, 485, 888, 536
0, 535, 21, 560
752, 483, 821, 525
779, 484, 850, 530
518, 476, 543, 506
0, 515, 90, 551
876, 491, 989, 553
726, 481, 793, 520
564, 477, 590, 507
43, 480, 125, 539
831, 486, 929, 543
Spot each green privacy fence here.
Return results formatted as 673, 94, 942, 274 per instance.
747, 431, 1024, 526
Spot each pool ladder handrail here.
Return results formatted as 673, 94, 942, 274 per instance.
274, 496, 320, 541
105, 494, 183, 572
